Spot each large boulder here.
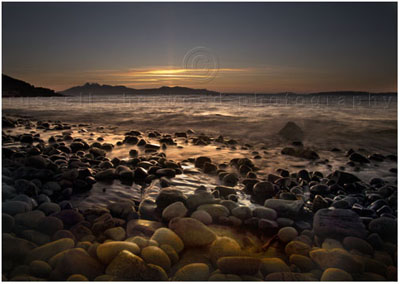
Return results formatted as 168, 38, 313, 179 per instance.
278, 121, 304, 141
313, 208, 368, 240
169, 217, 216, 247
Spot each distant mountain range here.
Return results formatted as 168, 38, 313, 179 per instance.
61, 82, 219, 96
2, 74, 397, 97
2, 74, 63, 97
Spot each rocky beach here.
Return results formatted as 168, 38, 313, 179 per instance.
2, 110, 397, 281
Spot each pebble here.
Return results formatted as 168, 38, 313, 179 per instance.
104, 227, 126, 241
320, 268, 353, 281
309, 248, 363, 273
162, 201, 188, 221
173, 263, 210, 281
66, 274, 88, 281
197, 204, 230, 221
29, 260, 52, 278
260, 257, 290, 276
3, 200, 31, 216
50, 248, 103, 280
285, 240, 311, 256
252, 207, 277, 220
231, 206, 252, 220
150, 228, 184, 253
264, 199, 304, 218
368, 217, 397, 243
289, 254, 315, 272
209, 237, 241, 266
278, 227, 298, 243
96, 241, 140, 264
169, 217, 216, 247
105, 250, 147, 280
190, 210, 212, 225
343, 236, 373, 255
141, 246, 171, 271
159, 244, 179, 264
26, 238, 75, 263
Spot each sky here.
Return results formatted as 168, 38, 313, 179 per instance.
2, 2, 397, 93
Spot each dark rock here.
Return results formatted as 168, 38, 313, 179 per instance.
313, 208, 368, 240
278, 121, 304, 141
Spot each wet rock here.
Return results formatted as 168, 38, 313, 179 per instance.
156, 188, 187, 210
52, 209, 84, 227
253, 207, 277, 220
14, 179, 39, 196
278, 121, 304, 141
173, 263, 210, 281
264, 199, 304, 218
278, 226, 298, 243
222, 173, 239, 187
50, 248, 104, 280
313, 208, 367, 240
209, 237, 241, 266
169, 217, 216, 247
3, 234, 37, 262
126, 219, 162, 238
159, 244, 179, 264
258, 218, 279, 230
38, 202, 61, 215
368, 217, 397, 243
15, 210, 45, 229
104, 227, 126, 241
203, 162, 217, 174
29, 260, 52, 278
217, 256, 261, 275
37, 216, 64, 236
231, 206, 252, 220
260, 257, 290, 276
141, 246, 171, 271
190, 210, 212, 225
343, 236, 373, 255
95, 168, 116, 181
285, 240, 311, 256
21, 230, 51, 245
289, 254, 315, 272
105, 250, 148, 280
97, 241, 140, 264
150, 228, 184, 253
186, 191, 216, 210
215, 186, 236, 198
328, 170, 360, 186
253, 181, 275, 202
197, 204, 229, 221
162, 201, 188, 221
195, 156, 211, 168
349, 153, 370, 163
309, 248, 363, 273
26, 238, 75, 263
320, 268, 353, 281
143, 264, 168, 281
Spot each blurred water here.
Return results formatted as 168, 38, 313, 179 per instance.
3, 93, 397, 153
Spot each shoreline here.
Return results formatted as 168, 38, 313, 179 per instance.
2, 114, 398, 281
